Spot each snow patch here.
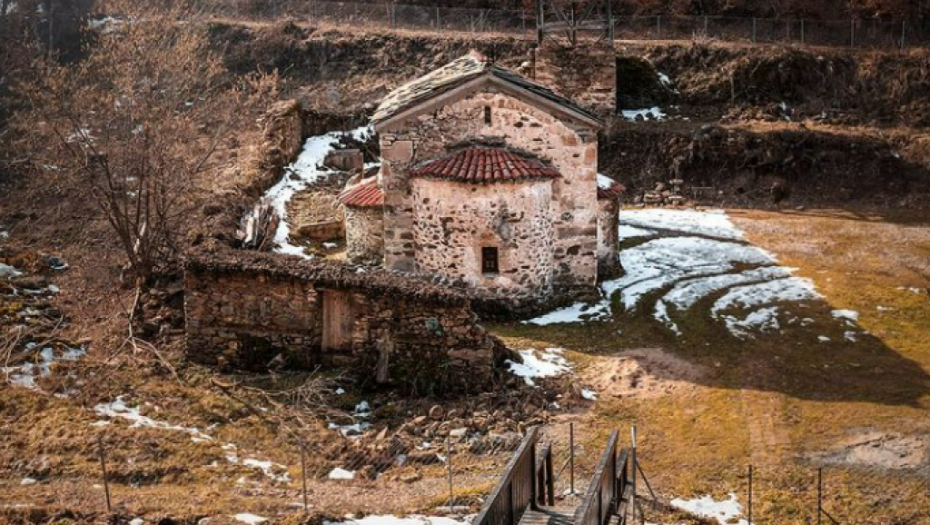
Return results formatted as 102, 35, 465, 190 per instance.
264, 127, 374, 258
581, 388, 597, 401
328, 467, 356, 480
831, 309, 859, 323
722, 306, 781, 339
618, 224, 657, 240
507, 348, 571, 386
234, 513, 269, 524
622, 107, 666, 121
523, 301, 610, 326
93, 396, 213, 443
620, 209, 745, 240
2, 345, 86, 391
670, 493, 748, 525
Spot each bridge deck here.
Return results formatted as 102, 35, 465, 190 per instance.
518, 505, 576, 525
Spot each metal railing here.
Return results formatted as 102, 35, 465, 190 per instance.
190, 1, 930, 50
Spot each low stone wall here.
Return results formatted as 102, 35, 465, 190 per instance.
345, 207, 384, 265
184, 245, 512, 394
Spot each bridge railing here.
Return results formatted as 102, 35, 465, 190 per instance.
473, 426, 539, 525
574, 430, 622, 525
534, 442, 555, 507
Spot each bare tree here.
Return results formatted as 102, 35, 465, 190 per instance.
12, 0, 278, 289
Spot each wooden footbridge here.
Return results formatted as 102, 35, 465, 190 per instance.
473, 427, 643, 525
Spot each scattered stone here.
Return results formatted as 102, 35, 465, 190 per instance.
429, 405, 444, 421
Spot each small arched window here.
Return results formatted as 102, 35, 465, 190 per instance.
482, 246, 499, 274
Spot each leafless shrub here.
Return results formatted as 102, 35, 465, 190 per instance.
11, 0, 279, 290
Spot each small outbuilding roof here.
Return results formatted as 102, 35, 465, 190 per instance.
597, 174, 625, 200
372, 51, 602, 130
338, 177, 383, 208
411, 147, 561, 184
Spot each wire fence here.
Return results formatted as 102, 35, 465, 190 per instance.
187, 0, 930, 50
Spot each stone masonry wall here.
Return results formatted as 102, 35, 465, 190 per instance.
533, 43, 617, 115
597, 199, 622, 279
184, 249, 508, 392
345, 207, 384, 265
411, 178, 555, 301
185, 269, 322, 370
379, 90, 599, 304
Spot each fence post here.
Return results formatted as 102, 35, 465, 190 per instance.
390, 2, 396, 29
748, 465, 753, 525
850, 19, 855, 48
300, 445, 309, 513
447, 438, 454, 509
630, 426, 638, 524
801, 18, 805, 44
522, 9, 526, 35
656, 15, 661, 39
97, 435, 112, 513
704, 15, 708, 37
569, 422, 575, 496
817, 467, 823, 525
752, 17, 757, 43
435, 6, 440, 29
536, 0, 544, 45
900, 20, 906, 50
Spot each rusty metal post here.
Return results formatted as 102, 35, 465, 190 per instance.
97, 435, 112, 513
569, 421, 575, 497
447, 438, 455, 509
748, 465, 753, 525
301, 445, 309, 512
630, 426, 638, 524
817, 467, 823, 525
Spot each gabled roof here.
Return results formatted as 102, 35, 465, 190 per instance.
372, 51, 602, 130
338, 178, 383, 208
411, 147, 560, 184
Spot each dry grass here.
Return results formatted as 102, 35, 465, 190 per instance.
493, 208, 930, 525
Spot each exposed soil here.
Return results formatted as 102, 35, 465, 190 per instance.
582, 348, 707, 399
810, 432, 930, 471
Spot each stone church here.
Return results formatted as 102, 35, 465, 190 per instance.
339, 51, 622, 310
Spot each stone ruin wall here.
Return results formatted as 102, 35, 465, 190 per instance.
185, 268, 322, 370
597, 199, 622, 279
411, 178, 555, 300
184, 253, 507, 391
344, 207, 385, 265
380, 90, 600, 307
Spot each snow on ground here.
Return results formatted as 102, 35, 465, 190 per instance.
233, 513, 269, 524
223, 443, 291, 483
711, 277, 820, 315
324, 515, 471, 525
507, 348, 571, 386
522, 300, 610, 326
670, 493, 748, 525
581, 388, 597, 401
263, 126, 374, 258
721, 306, 781, 339
622, 107, 666, 121
831, 309, 860, 323
94, 397, 213, 443
621, 209, 745, 240
527, 208, 859, 339
611, 236, 776, 311
328, 467, 356, 480
2, 344, 86, 390
619, 224, 657, 239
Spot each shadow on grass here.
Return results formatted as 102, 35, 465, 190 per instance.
490, 284, 930, 408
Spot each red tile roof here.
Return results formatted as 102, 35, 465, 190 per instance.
410, 147, 561, 184
338, 178, 383, 208
597, 180, 626, 200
